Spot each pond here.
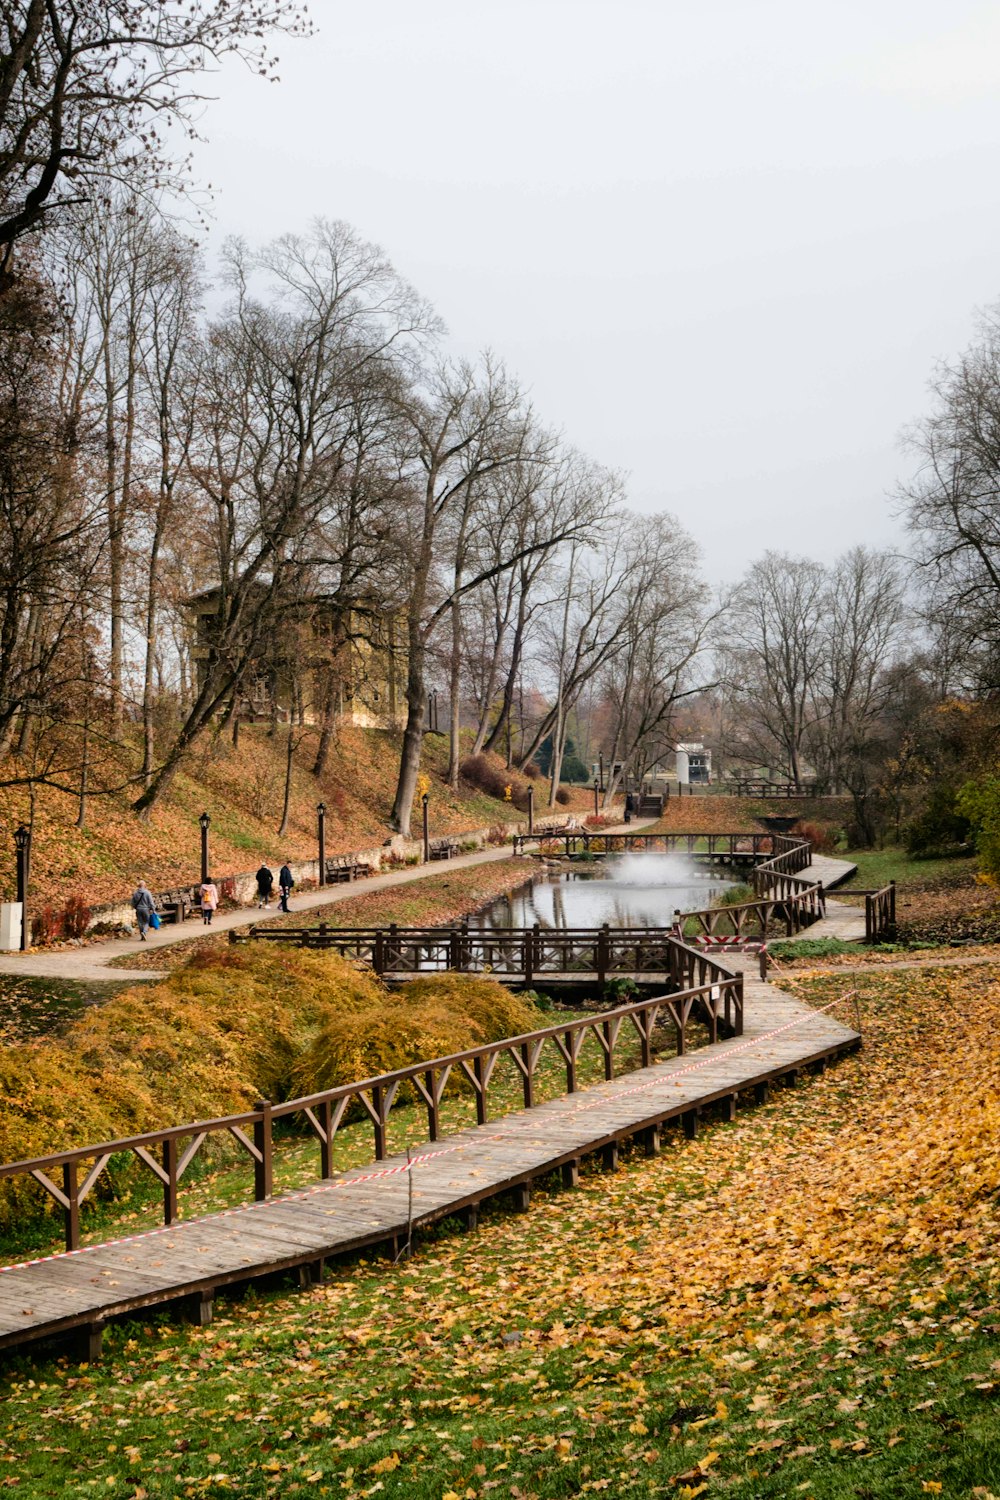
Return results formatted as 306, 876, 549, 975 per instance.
476, 852, 736, 930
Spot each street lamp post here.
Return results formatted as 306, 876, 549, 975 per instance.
317, 802, 326, 887
593, 779, 600, 818
199, 811, 210, 886
13, 823, 29, 952
422, 792, 430, 863
527, 783, 534, 835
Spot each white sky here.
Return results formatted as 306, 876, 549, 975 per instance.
191, 0, 1000, 581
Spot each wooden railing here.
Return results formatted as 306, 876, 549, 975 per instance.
666, 834, 822, 941
728, 779, 822, 798
865, 881, 896, 942
681, 880, 825, 940
230, 922, 735, 991
512, 830, 777, 860
0, 972, 741, 1254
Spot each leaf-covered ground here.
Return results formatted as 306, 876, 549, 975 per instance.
4, 961, 1000, 1496
0, 726, 582, 912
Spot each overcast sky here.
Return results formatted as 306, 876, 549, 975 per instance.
191, 1, 1000, 581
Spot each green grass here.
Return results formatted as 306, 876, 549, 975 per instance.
838, 846, 976, 890
767, 936, 939, 960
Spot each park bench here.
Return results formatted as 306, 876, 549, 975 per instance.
429, 838, 460, 861
324, 857, 374, 883
155, 887, 202, 923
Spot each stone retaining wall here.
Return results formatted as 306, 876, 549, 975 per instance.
83, 816, 573, 935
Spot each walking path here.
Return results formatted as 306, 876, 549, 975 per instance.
0, 854, 866, 1359
0, 843, 546, 984
0, 829, 846, 985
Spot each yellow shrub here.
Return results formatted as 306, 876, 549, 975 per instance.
0, 948, 544, 1234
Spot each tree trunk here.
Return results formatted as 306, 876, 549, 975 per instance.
277, 721, 295, 836
482, 596, 529, 757
141, 530, 162, 786
76, 716, 89, 828
390, 622, 427, 838
447, 596, 463, 789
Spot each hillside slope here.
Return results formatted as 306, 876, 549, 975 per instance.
0, 727, 569, 910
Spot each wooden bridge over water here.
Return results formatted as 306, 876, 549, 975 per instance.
0, 844, 866, 1362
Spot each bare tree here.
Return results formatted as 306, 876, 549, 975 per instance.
808, 546, 906, 798
902, 309, 1000, 691
721, 552, 827, 787
0, 0, 312, 270
598, 512, 711, 799
132, 220, 433, 815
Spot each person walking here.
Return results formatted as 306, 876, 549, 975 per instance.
130, 880, 156, 941
278, 862, 294, 913
255, 863, 274, 909
199, 876, 219, 925
624, 793, 635, 825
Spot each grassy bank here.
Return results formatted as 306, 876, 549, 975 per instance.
3, 961, 1000, 1495
0, 945, 545, 1244
0, 727, 575, 914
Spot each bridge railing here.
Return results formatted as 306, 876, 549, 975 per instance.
0, 968, 741, 1256
230, 922, 736, 992
865, 881, 896, 942
512, 830, 777, 859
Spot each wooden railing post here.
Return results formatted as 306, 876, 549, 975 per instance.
371, 1085, 388, 1158
320, 1098, 334, 1178
473, 1055, 488, 1124
865, 894, 873, 943
63, 1160, 80, 1251
162, 1137, 179, 1225
425, 1070, 441, 1140
603, 1019, 614, 1079
597, 923, 610, 985
253, 1100, 273, 1201
520, 1043, 535, 1108
374, 929, 385, 975
565, 1032, 577, 1093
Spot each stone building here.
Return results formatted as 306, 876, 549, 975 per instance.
188, 584, 406, 727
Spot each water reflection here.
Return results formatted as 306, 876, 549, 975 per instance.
478, 852, 734, 930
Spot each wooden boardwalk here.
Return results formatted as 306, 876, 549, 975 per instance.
0, 939, 861, 1359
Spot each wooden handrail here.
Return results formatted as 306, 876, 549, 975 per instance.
0, 960, 743, 1254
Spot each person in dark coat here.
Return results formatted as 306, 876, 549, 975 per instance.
255, 864, 274, 909
624, 793, 635, 825
278, 863, 294, 913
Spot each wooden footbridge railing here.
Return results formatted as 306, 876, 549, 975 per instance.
0, 966, 741, 1255
511, 830, 780, 861
865, 881, 896, 941
671, 836, 824, 941
230, 922, 736, 989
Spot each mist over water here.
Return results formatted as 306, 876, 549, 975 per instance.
610, 852, 709, 887
477, 850, 734, 930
